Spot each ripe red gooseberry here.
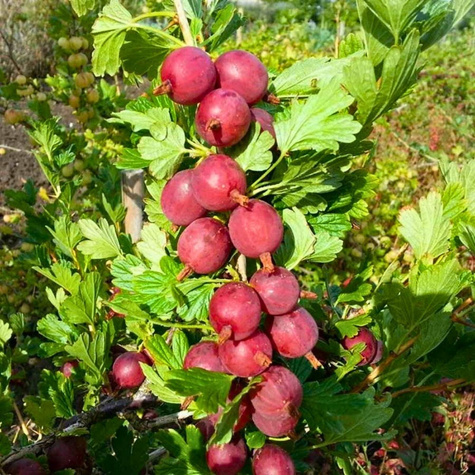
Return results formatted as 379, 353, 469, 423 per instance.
252, 444, 296, 475
177, 218, 233, 279
218, 330, 272, 378
206, 436, 247, 475
5, 459, 46, 475
47, 436, 87, 472
215, 50, 268, 105
228, 199, 283, 264
342, 328, 377, 366
183, 341, 226, 373
250, 266, 300, 315
111, 351, 150, 389
155, 46, 216, 105
209, 282, 262, 342
161, 169, 207, 226
191, 154, 248, 211
249, 365, 303, 417
265, 307, 321, 368
195, 89, 251, 147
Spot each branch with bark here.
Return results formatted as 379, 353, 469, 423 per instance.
1, 393, 192, 467
351, 336, 419, 393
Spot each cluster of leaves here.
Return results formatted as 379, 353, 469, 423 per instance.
1, 0, 474, 473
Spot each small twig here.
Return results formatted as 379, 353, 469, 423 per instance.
148, 447, 167, 463
173, 0, 194, 46
12, 402, 30, 439
392, 378, 466, 398
451, 298, 475, 328
1, 396, 192, 466
0, 144, 34, 155
389, 130, 438, 162
0, 29, 23, 74
351, 336, 419, 393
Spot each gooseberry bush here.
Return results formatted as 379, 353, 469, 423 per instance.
1, 0, 475, 474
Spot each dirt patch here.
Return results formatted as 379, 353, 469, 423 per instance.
0, 119, 47, 209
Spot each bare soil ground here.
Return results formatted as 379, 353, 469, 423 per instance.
0, 103, 79, 211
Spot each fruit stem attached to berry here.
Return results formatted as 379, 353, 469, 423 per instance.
300, 290, 317, 300
177, 265, 193, 281
153, 79, 172, 96
254, 351, 272, 368
260, 252, 275, 272
230, 189, 249, 207
218, 326, 233, 345
305, 352, 322, 369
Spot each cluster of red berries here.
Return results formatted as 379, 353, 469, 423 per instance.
159, 49, 280, 281
157, 45, 311, 474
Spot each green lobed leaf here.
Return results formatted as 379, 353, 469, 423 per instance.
33, 262, 81, 295
39, 370, 75, 419
308, 213, 352, 238
165, 368, 234, 414
92, 0, 133, 76
61, 272, 102, 325
47, 216, 83, 258
77, 218, 123, 259
301, 384, 394, 444
399, 191, 451, 260
309, 231, 343, 263
272, 55, 363, 96
363, 0, 427, 40
37, 314, 77, 344
0, 321, 12, 349
136, 223, 167, 269
156, 426, 209, 474
65, 332, 111, 385
141, 364, 184, 404
24, 396, 56, 431
274, 79, 362, 153
110, 107, 171, 132
274, 208, 315, 270
98, 426, 149, 475
70, 0, 96, 17
138, 121, 187, 180
335, 314, 373, 338
0, 432, 11, 456
145, 334, 181, 369
230, 123, 274, 172
344, 28, 421, 124
121, 30, 172, 79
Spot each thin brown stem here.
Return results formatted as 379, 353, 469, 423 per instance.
351, 336, 419, 393
2, 396, 190, 466
392, 378, 466, 398
451, 298, 475, 328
